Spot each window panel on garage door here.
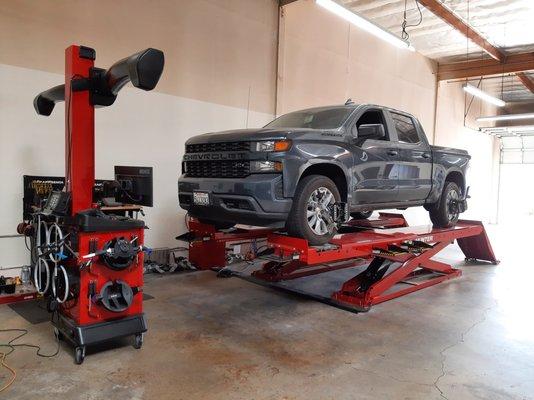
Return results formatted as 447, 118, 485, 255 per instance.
500, 136, 534, 164
501, 149, 522, 164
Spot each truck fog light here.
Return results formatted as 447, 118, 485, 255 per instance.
250, 161, 283, 173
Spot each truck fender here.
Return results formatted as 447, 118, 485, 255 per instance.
287, 159, 351, 202
427, 166, 464, 204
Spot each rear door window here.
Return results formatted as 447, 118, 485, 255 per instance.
391, 112, 420, 144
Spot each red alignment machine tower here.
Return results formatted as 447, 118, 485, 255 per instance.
32, 45, 164, 363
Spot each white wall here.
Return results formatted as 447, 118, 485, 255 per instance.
0, 0, 279, 115
0, 64, 273, 275
277, 0, 437, 136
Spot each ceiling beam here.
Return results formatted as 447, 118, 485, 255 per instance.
516, 72, 534, 94
418, 0, 534, 94
438, 52, 534, 80
417, 0, 504, 62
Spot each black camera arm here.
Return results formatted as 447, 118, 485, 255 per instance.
34, 48, 165, 116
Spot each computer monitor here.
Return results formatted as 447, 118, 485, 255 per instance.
114, 166, 153, 207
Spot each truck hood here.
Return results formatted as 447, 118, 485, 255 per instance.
186, 128, 336, 144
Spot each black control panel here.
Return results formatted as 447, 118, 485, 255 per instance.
42, 191, 71, 216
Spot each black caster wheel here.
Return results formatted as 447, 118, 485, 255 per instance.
53, 327, 63, 341
74, 346, 85, 364
47, 297, 59, 313
133, 333, 143, 350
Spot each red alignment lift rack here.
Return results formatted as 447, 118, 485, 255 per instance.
187, 213, 498, 311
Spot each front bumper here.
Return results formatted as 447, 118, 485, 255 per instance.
178, 174, 292, 226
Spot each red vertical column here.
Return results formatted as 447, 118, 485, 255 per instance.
64, 45, 95, 215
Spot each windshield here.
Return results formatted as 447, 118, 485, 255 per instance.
264, 107, 354, 130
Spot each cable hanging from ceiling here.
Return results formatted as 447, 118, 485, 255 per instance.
401, 0, 423, 44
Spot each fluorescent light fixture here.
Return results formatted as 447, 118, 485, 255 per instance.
463, 84, 505, 107
316, 0, 414, 51
477, 113, 534, 122
480, 125, 534, 137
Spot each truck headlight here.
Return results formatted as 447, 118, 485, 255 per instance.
250, 161, 283, 173
253, 140, 291, 152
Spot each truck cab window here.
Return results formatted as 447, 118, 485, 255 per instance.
355, 110, 388, 140
391, 112, 420, 144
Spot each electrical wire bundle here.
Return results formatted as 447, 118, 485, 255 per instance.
2, 216, 68, 392
29, 216, 74, 304
0, 318, 60, 393
401, 0, 423, 44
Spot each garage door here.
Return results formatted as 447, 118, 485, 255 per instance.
498, 135, 534, 223
500, 135, 534, 164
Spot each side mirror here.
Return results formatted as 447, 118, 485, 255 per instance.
357, 124, 386, 140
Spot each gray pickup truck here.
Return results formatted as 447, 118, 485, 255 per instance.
178, 103, 470, 245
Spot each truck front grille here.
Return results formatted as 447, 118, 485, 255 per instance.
185, 160, 250, 178
186, 142, 250, 153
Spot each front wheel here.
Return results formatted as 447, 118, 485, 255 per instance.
429, 181, 462, 228
286, 175, 341, 246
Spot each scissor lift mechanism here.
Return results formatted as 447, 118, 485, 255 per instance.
184, 213, 498, 311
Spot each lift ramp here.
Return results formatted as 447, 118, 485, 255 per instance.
183, 214, 498, 312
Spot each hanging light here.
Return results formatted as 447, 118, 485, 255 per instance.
316, 0, 415, 51
477, 113, 534, 122
463, 84, 506, 107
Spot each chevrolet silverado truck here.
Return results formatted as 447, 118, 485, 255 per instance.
178, 103, 470, 245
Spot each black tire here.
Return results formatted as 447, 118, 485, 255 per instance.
429, 181, 461, 228
197, 219, 235, 230
53, 327, 63, 341
351, 211, 372, 220
286, 175, 341, 246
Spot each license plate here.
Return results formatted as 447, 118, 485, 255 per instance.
193, 192, 210, 206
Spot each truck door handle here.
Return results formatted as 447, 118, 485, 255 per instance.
387, 150, 398, 156
422, 153, 431, 159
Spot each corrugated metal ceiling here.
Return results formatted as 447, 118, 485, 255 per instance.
340, 0, 534, 102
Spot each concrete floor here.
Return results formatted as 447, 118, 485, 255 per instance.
1, 224, 534, 400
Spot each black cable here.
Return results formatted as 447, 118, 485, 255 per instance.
30, 221, 38, 266
0, 312, 60, 359
0, 328, 59, 358
23, 235, 31, 252
401, 0, 423, 42
119, 187, 142, 203
254, 245, 270, 254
